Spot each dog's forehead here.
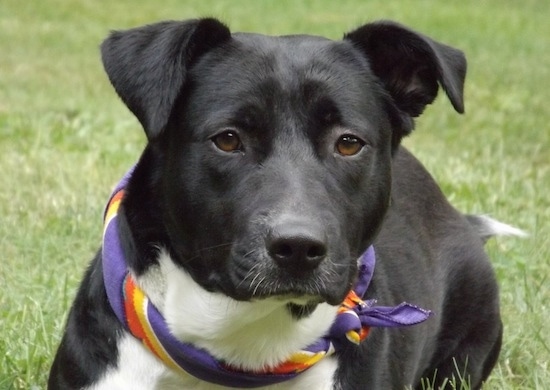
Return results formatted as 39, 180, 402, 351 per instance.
191, 31, 370, 89
232, 31, 334, 51
186, 31, 378, 124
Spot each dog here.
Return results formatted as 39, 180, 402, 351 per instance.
48, 18, 521, 389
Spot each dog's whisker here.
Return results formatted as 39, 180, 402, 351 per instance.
252, 276, 267, 297
242, 249, 259, 259
181, 242, 234, 264
195, 242, 234, 253
238, 263, 262, 290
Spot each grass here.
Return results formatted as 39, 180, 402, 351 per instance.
1, 0, 548, 388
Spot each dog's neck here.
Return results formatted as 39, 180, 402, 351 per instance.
140, 250, 341, 371
102, 169, 432, 387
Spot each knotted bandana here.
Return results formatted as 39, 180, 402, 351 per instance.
102, 169, 432, 388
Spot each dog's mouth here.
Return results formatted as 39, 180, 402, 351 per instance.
211, 265, 352, 308
205, 271, 334, 318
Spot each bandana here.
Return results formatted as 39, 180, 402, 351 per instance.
102, 169, 432, 388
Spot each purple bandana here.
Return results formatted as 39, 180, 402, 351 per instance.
102, 168, 432, 388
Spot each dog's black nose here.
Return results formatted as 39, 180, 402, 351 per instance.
267, 223, 327, 273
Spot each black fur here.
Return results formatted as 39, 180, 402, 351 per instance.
49, 18, 501, 389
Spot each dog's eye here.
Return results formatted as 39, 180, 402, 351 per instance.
212, 130, 243, 153
335, 135, 365, 156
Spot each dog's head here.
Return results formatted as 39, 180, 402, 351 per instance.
101, 19, 465, 308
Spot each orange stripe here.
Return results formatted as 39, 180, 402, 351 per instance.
125, 276, 182, 372
359, 326, 370, 341
124, 277, 147, 340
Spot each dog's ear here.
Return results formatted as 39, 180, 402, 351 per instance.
344, 21, 466, 145
101, 18, 231, 140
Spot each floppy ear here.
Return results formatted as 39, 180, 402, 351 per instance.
344, 21, 466, 145
101, 18, 231, 140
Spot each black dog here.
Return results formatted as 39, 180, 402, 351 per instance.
48, 18, 518, 389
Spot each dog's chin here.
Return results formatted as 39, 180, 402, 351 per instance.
286, 302, 320, 319
254, 294, 324, 319
215, 279, 347, 314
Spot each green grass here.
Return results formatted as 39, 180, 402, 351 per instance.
1, 0, 548, 388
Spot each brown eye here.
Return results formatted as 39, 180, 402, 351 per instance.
335, 135, 365, 156
212, 130, 242, 153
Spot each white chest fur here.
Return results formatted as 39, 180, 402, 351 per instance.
89, 250, 339, 389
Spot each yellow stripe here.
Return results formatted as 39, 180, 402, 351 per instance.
104, 190, 124, 222
103, 194, 122, 237
105, 198, 121, 222
132, 284, 184, 373
287, 350, 326, 365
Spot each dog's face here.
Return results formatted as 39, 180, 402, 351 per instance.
102, 19, 465, 309
161, 34, 394, 306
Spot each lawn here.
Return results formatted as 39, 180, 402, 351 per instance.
1, 0, 548, 388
